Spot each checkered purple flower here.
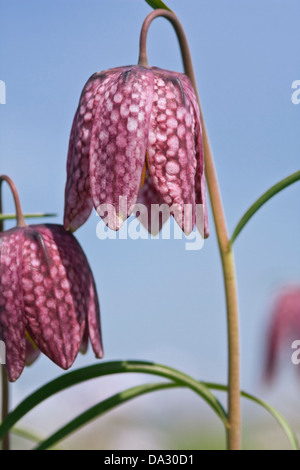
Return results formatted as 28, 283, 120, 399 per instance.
64, 65, 209, 236
0, 224, 103, 382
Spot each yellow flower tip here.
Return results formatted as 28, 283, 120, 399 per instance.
140, 162, 147, 189
26, 330, 38, 350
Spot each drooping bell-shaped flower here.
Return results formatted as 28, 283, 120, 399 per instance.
64, 65, 209, 236
0, 176, 103, 382
264, 286, 300, 382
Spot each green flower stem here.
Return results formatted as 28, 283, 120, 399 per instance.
0, 213, 56, 221
230, 170, 300, 244
34, 381, 298, 451
139, 10, 241, 450
0, 368, 9, 451
0, 361, 227, 441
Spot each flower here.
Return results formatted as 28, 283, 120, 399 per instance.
264, 286, 300, 382
64, 65, 209, 236
0, 223, 103, 382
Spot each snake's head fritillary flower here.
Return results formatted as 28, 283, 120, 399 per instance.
0, 223, 103, 382
64, 65, 209, 236
0, 175, 103, 382
264, 287, 300, 382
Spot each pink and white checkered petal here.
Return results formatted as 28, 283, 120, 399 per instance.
87, 276, 103, 358
179, 75, 209, 238
22, 225, 87, 370
41, 225, 103, 358
89, 66, 154, 230
154, 69, 209, 237
147, 70, 197, 234
137, 170, 169, 235
0, 228, 26, 382
64, 70, 123, 232
36, 224, 92, 326
37, 225, 103, 359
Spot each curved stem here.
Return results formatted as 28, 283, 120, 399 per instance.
139, 10, 241, 449
0, 175, 27, 228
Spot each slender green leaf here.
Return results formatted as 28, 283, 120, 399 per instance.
145, 0, 172, 11
0, 213, 56, 221
240, 391, 299, 451
35, 382, 176, 450
11, 427, 64, 449
11, 427, 43, 444
35, 381, 298, 451
0, 361, 227, 441
205, 383, 299, 450
0, 425, 64, 449
231, 170, 300, 244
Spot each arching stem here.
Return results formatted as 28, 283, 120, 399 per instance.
139, 10, 241, 450
0, 175, 27, 228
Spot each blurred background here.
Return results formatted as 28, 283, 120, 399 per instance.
0, 0, 299, 449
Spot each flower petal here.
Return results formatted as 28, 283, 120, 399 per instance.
42, 225, 103, 359
179, 74, 209, 238
89, 66, 154, 230
137, 169, 169, 235
64, 69, 122, 231
147, 70, 197, 234
87, 276, 103, 358
22, 225, 89, 369
0, 228, 26, 382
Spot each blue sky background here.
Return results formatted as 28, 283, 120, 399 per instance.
0, 0, 299, 449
